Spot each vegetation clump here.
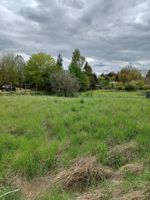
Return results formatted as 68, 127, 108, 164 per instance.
50, 72, 80, 97
53, 156, 114, 191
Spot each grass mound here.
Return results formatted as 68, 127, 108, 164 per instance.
113, 163, 144, 180
53, 156, 114, 191
108, 141, 138, 167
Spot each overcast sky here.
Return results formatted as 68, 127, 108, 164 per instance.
0, 0, 150, 73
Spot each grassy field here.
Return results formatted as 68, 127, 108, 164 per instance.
0, 90, 150, 199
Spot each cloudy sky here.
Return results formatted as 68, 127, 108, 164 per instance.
0, 0, 150, 73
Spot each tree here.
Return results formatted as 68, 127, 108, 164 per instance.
25, 53, 59, 90
145, 70, 150, 85
107, 72, 118, 81
15, 55, 25, 89
57, 53, 63, 69
118, 66, 141, 83
98, 75, 110, 89
0, 53, 18, 86
69, 49, 89, 90
84, 62, 97, 89
50, 71, 80, 97
146, 70, 150, 78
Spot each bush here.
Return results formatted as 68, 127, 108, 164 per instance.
143, 85, 150, 90
125, 83, 136, 91
99, 79, 110, 89
114, 82, 124, 90
118, 66, 141, 83
135, 80, 145, 90
50, 72, 80, 97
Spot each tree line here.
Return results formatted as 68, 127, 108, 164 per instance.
0, 49, 150, 96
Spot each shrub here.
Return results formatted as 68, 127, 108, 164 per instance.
135, 80, 145, 90
50, 72, 80, 97
118, 66, 141, 83
80, 99, 84, 104
125, 83, 136, 91
114, 82, 124, 90
143, 85, 150, 90
99, 79, 110, 89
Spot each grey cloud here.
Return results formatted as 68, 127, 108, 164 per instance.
0, 0, 150, 73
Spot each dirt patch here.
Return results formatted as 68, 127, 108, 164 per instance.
113, 163, 144, 180
53, 156, 114, 191
108, 141, 138, 167
11, 175, 54, 200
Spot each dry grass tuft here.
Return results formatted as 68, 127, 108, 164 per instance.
108, 141, 138, 166
53, 156, 114, 191
113, 163, 144, 180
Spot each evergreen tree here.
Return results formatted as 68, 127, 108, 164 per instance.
69, 49, 89, 90
84, 61, 97, 89
57, 53, 63, 69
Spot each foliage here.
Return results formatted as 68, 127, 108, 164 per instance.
15, 55, 25, 89
146, 70, 150, 78
57, 53, 63, 69
25, 53, 59, 90
0, 54, 18, 85
134, 80, 145, 90
125, 82, 136, 91
107, 72, 118, 81
98, 76, 111, 89
50, 71, 80, 97
118, 66, 141, 83
84, 62, 98, 89
69, 49, 89, 90
0, 50, 150, 94
114, 82, 124, 90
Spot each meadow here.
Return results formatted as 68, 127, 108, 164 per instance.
0, 90, 150, 199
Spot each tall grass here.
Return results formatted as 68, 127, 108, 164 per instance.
0, 91, 150, 181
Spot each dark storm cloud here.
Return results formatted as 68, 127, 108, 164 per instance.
0, 0, 150, 73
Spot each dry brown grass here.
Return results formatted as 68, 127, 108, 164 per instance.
75, 188, 105, 200
108, 141, 138, 166
53, 156, 114, 191
118, 190, 145, 200
10, 175, 54, 200
113, 163, 144, 180
4, 155, 148, 200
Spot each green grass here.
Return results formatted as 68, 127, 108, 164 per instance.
36, 187, 72, 200
0, 187, 22, 200
0, 90, 150, 199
